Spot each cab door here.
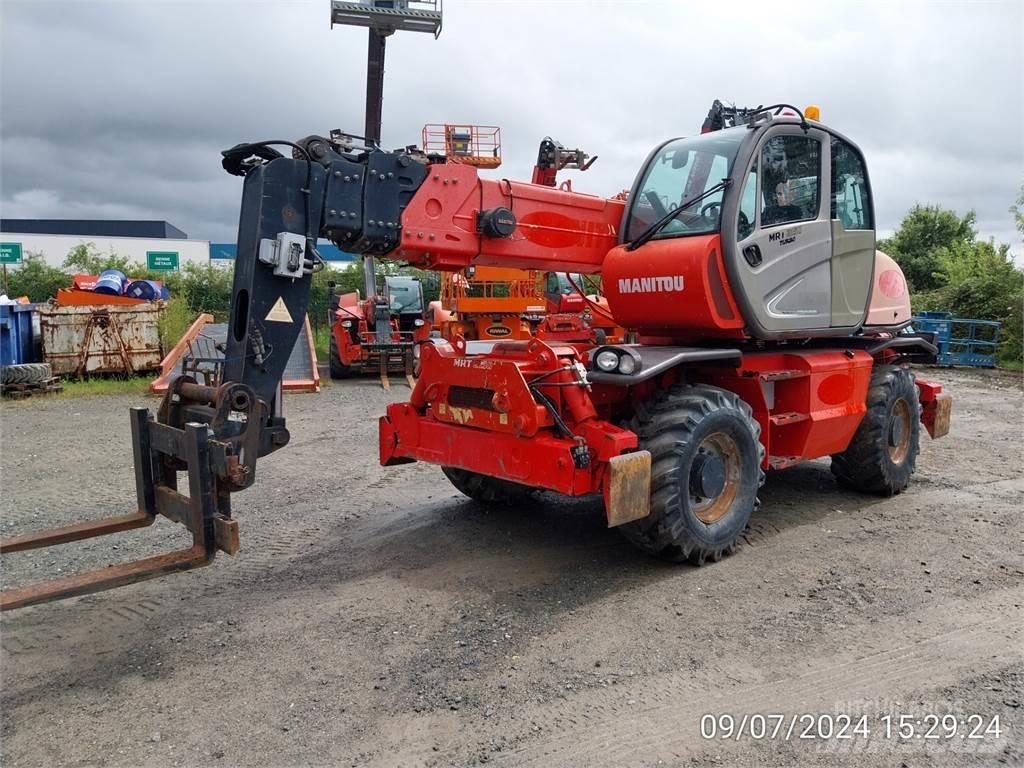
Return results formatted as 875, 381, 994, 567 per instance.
733, 125, 833, 334
829, 135, 875, 329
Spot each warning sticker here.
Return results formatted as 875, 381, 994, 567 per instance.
265, 297, 294, 324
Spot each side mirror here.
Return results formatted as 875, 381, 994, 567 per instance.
671, 150, 690, 169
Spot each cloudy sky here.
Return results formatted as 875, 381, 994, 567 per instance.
2, 0, 1022, 257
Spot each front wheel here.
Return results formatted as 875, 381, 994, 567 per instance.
619, 385, 765, 565
328, 326, 356, 379
412, 341, 423, 378
831, 365, 920, 496
442, 467, 535, 505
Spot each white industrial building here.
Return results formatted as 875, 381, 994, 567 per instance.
0, 220, 211, 273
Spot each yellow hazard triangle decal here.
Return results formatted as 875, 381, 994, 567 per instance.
265, 297, 293, 323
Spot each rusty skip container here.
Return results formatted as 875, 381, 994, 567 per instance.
37, 303, 164, 377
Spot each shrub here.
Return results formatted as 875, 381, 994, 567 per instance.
5, 252, 73, 301
63, 243, 134, 275
158, 296, 197, 352
888, 201, 1023, 367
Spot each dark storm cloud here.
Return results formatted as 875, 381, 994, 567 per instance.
2, 0, 1021, 254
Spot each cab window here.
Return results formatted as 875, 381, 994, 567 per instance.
759, 135, 821, 227
831, 137, 872, 229
737, 161, 758, 240
625, 129, 747, 241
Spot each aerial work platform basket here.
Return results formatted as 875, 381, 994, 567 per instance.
422, 124, 501, 168
913, 312, 1000, 368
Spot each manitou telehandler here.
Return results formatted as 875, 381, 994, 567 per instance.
0, 102, 951, 610
326, 273, 430, 387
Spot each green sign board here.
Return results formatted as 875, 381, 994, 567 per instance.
146, 251, 179, 272
0, 242, 23, 265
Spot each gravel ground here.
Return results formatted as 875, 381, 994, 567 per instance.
1, 367, 1022, 767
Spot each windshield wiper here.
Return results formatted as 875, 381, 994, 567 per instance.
625, 178, 732, 251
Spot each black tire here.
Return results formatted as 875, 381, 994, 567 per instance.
619, 385, 765, 565
442, 467, 535, 505
831, 365, 920, 496
2, 363, 51, 386
328, 326, 355, 380
412, 341, 423, 378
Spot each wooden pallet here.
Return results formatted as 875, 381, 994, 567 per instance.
1, 377, 64, 399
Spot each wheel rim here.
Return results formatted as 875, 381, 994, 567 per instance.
888, 398, 912, 464
689, 431, 741, 525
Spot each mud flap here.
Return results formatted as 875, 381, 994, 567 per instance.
605, 450, 652, 527
925, 393, 953, 438
917, 379, 953, 439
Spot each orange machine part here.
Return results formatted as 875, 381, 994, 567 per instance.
601, 235, 746, 339
55, 288, 148, 306
398, 163, 624, 273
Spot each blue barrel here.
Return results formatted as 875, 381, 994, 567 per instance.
94, 269, 127, 295
125, 279, 164, 300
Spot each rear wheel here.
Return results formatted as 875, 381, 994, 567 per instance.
619, 385, 764, 564
328, 326, 355, 380
831, 365, 920, 495
442, 467, 535, 505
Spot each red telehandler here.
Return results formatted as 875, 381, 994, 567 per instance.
0, 102, 951, 609
326, 273, 430, 388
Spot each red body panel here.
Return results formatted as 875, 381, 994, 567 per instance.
381, 338, 638, 497
398, 163, 624, 273
382, 404, 594, 495
697, 350, 874, 469
602, 236, 746, 339
380, 342, 886, 511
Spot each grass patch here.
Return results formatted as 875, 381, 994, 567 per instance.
57, 375, 153, 398
312, 323, 331, 363
159, 296, 197, 351
999, 358, 1023, 371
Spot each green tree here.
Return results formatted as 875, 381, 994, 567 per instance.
1010, 183, 1024, 239
900, 205, 1024, 366
176, 263, 233, 319
5, 252, 73, 301
933, 237, 1017, 287
879, 205, 977, 291
62, 243, 136, 274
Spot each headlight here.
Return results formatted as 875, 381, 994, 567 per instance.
595, 350, 620, 372
341, 320, 352, 328
617, 354, 637, 375
413, 319, 425, 327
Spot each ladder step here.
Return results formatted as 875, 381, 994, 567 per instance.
769, 411, 809, 426
759, 369, 807, 381
769, 455, 804, 470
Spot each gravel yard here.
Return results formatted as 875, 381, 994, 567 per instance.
1, 367, 1022, 767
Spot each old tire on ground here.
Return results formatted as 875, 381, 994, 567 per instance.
619, 385, 765, 565
442, 467, 535, 505
328, 327, 355, 380
830, 365, 920, 496
1, 363, 52, 386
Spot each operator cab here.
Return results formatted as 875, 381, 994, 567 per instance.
384, 276, 426, 333
544, 272, 586, 314
613, 108, 881, 339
